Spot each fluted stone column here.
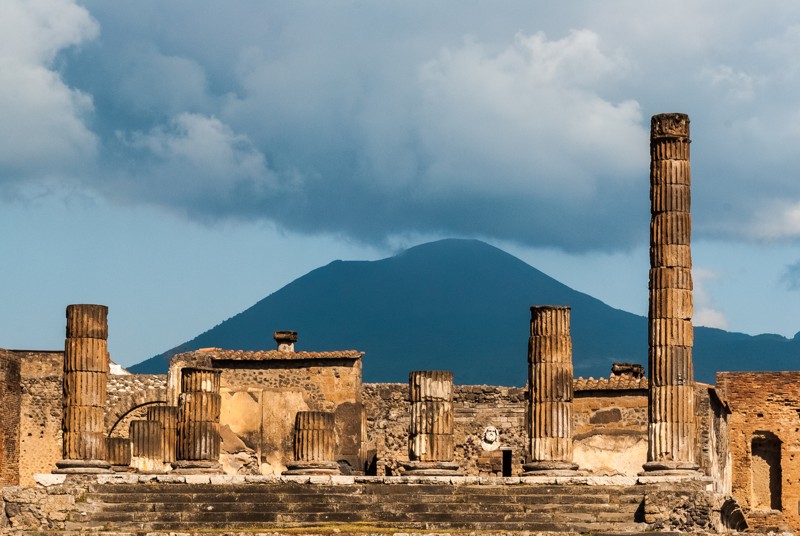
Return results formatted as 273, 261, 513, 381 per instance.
523, 306, 578, 475
106, 437, 131, 472
283, 411, 341, 475
147, 405, 178, 464
402, 370, 460, 475
130, 420, 168, 473
643, 113, 699, 474
173, 367, 222, 473
55, 304, 111, 473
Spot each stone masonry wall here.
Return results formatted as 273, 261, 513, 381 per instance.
364, 383, 527, 475
364, 383, 655, 476
0, 350, 21, 485
106, 374, 168, 436
716, 371, 800, 532
16, 350, 63, 486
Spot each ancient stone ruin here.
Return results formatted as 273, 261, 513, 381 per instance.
0, 112, 795, 534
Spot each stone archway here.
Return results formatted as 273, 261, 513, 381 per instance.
107, 400, 167, 438
751, 431, 782, 511
105, 375, 168, 437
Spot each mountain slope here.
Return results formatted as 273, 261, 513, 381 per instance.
129, 239, 800, 385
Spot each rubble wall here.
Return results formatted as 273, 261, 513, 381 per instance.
716, 371, 800, 531
16, 350, 63, 486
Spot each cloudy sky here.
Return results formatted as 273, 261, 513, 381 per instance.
2, 1, 799, 367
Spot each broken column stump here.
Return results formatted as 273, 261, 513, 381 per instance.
106, 437, 131, 472
147, 405, 178, 465
130, 420, 169, 474
173, 367, 222, 473
523, 305, 579, 476
55, 304, 111, 474
283, 411, 341, 475
402, 370, 461, 476
643, 113, 699, 474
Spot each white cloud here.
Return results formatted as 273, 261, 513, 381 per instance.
749, 201, 800, 240
415, 31, 645, 199
0, 0, 98, 187
692, 267, 728, 330
115, 113, 278, 213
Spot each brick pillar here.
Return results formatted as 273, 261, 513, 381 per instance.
147, 405, 178, 464
283, 411, 341, 475
173, 367, 222, 473
402, 370, 461, 475
0, 350, 21, 485
55, 304, 111, 473
643, 113, 699, 474
522, 305, 579, 475
130, 420, 167, 473
106, 437, 131, 472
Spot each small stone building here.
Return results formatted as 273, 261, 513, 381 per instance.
167, 340, 366, 474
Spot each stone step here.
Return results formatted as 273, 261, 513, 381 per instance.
68, 482, 654, 534
94, 498, 639, 516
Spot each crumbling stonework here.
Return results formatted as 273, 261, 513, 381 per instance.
168, 344, 365, 475
716, 371, 800, 531
0, 349, 21, 486
106, 374, 168, 434
16, 350, 63, 486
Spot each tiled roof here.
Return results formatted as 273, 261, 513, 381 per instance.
574, 375, 648, 391
196, 348, 364, 361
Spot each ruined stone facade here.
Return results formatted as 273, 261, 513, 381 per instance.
716, 371, 800, 530
167, 345, 365, 475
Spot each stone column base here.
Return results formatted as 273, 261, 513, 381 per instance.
283, 460, 341, 475
402, 460, 462, 476
521, 460, 579, 476
171, 460, 222, 474
54, 459, 112, 474
641, 460, 700, 475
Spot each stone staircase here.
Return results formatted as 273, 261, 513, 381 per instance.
67, 480, 651, 533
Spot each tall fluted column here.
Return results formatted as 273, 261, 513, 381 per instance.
523, 306, 578, 475
643, 113, 698, 473
173, 367, 222, 473
283, 411, 341, 475
55, 304, 111, 473
147, 405, 178, 464
402, 370, 460, 475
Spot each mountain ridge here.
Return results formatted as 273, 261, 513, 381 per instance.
129, 238, 800, 384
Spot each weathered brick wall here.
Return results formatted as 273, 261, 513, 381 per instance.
0, 350, 21, 485
716, 371, 800, 531
16, 350, 63, 486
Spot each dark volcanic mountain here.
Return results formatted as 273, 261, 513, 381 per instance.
129, 239, 800, 385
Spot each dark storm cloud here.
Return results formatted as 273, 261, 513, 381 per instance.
4, 0, 800, 250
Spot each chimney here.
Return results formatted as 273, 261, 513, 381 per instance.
274, 331, 298, 352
